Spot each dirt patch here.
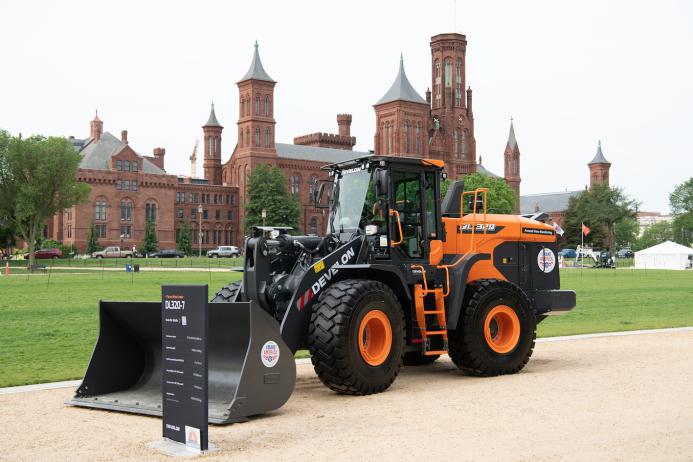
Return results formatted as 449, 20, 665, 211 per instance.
2, 331, 692, 461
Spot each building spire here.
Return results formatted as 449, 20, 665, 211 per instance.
239, 41, 274, 82
507, 117, 517, 150
204, 102, 222, 127
589, 139, 610, 164
92, 109, 101, 122
375, 54, 427, 105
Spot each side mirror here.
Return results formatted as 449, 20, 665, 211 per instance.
375, 169, 388, 198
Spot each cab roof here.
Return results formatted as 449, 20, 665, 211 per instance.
323, 155, 445, 171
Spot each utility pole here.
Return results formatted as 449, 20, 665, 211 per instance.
198, 205, 203, 257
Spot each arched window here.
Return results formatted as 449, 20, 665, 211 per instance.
291, 174, 300, 195
403, 121, 409, 153
514, 154, 519, 175
434, 60, 441, 102
309, 176, 318, 195
240, 98, 245, 117
387, 122, 393, 154
255, 95, 260, 115
444, 59, 452, 88
265, 96, 271, 116
120, 200, 133, 221
461, 130, 467, 159
95, 198, 107, 221
309, 217, 318, 235
254, 128, 260, 146
415, 123, 421, 154
145, 201, 157, 223
455, 59, 462, 106
239, 129, 243, 147
265, 127, 271, 147
132, 160, 138, 172
453, 129, 459, 159
246, 95, 251, 116
245, 128, 250, 146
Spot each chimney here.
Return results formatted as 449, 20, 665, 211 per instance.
426, 88, 431, 104
90, 111, 103, 142
121, 130, 128, 144
337, 114, 352, 137
151, 147, 166, 170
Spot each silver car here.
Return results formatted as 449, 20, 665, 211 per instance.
207, 246, 241, 258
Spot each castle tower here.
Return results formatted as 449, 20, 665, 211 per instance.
202, 103, 223, 185
373, 55, 429, 157
588, 140, 611, 188
429, 33, 476, 178
503, 119, 521, 213
236, 41, 277, 158
90, 110, 103, 142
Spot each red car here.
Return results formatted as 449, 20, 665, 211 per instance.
34, 248, 62, 259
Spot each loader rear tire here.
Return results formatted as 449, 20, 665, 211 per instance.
308, 279, 405, 395
448, 279, 535, 377
210, 280, 242, 303
403, 351, 440, 366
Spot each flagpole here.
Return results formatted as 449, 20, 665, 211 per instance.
581, 223, 584, 277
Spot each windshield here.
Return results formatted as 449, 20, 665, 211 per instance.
328, 168, 376, 233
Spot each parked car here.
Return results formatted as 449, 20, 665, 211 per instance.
207, 246, 241, 258
149, 249, 185, 258
559, 248, 576, 258
92, 246, 135, 259
617, 248, 634, 258
34, 248, 63, 259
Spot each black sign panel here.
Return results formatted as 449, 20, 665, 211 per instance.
161, 285, 208, 451
522, 227, 555, 236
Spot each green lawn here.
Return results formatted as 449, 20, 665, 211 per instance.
0, 268, 691, 388
5, 255, 243, 270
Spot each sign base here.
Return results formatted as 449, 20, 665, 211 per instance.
148, 438, 219, 458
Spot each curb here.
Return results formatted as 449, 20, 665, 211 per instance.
2, 327, 691, 396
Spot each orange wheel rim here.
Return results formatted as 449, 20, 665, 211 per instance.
484, 305, 520, 354
358, 309, 392, 366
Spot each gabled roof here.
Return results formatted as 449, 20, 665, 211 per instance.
507, 120, 517, 150
375, 55, 427, 106
204, 103, 222, 127
635, 240, 693, 255
76, 132, 166, 174
589, 140, 610, 165
239, 41, 274, 83
476, 161, 501, 178
519, 190, 582, 214
275, 143, 370, 164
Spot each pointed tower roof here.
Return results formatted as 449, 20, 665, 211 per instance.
203, 103, 222, 127
507, 118, 517, 150
239, 41, 274, 83
92, 110, 101, 122
376, 55, 427, 105
589, 140, 610, 164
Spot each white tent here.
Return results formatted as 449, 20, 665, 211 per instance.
634, 241, 693, 270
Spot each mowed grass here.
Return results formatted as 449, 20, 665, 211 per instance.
0, 271, 241, 388
1, 268, 692, 387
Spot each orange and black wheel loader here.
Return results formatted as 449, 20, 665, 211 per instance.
70, 155, 575, 422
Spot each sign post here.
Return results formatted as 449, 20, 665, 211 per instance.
161, 285, 209, 452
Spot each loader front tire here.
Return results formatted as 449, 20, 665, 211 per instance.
449, 279, 535, 377
308, 279, 405, 395
210, 280, 242, 303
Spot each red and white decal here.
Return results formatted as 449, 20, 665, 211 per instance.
296, 288, 313, 311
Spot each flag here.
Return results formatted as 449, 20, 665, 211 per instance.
582, 223, 591, 236
553, 223, 564, 236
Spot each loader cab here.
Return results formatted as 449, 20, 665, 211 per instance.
325, 156, 444, 266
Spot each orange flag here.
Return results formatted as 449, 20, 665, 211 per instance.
582, 223, 591, 236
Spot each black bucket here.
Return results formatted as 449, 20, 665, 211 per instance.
69, 300, 296, 424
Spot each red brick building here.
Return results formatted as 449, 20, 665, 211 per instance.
49, 31, 527, 252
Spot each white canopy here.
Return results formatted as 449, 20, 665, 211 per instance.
634, 241, 693, 270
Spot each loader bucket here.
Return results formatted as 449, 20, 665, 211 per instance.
69, 300, 296, 424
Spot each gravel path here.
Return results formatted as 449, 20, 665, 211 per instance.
1, 330, 691, 461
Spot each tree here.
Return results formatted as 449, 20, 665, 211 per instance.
245, 164, 301, 233
0, 130, 90, 267
177, 220, 192, 255
441, 173, 516, 215
669, 178, 693, 246
614, 217, 638, 249
634, 220, 673, 251
86, 222, 101, 254
142, 219, 158, 255
0, 218, 18, 258
562, 184, 638, 254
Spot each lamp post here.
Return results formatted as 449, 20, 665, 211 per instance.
198, 205, 203, 257
261, 209, 267, 236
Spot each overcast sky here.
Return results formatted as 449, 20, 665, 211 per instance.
1, 1, 691, 212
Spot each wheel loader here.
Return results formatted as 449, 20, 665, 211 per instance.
70, 155, 575, 423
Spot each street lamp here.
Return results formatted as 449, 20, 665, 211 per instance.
198, 204, 203, 258
262, 208, 267, 227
